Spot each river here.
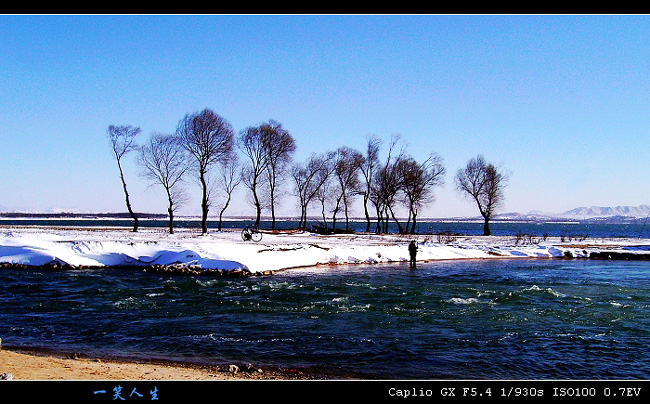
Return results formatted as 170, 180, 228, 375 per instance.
1, 257, 648, 379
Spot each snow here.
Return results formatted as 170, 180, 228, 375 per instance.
0, 227, 648, 273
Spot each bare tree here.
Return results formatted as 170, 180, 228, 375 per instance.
239, 125, 270, 229
291, 152, 335, 230
107, 125, 141, 232
359, 135, 381, 232
397, 152, 446, 234
138, 133, 189, 234
455, 155, 508, 236
176, 109, 234, 234
314, 158, 335, 232
331, 146, 363, 231
373, 161, 404, 233
261, 120, 296, 230
216, 153, 242, 232
370, 135, 406, 234
291, 164, 311, 230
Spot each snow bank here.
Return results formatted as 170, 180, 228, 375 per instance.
0, 227, 648, 274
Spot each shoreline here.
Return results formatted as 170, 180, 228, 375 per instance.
0, 226, 649, 276
0, 346, 358, 380
1, 225, 649, 275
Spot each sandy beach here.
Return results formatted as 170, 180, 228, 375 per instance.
0, 347, 340, 380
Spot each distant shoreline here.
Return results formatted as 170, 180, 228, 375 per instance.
2, 210, 650, 224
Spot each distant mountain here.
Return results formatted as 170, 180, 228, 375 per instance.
559, 205, 650, 219
490, 205, 650, 223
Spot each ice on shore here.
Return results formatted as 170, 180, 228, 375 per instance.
0, 227, 648, 273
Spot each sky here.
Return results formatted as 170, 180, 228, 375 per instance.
1, 14, 649, 219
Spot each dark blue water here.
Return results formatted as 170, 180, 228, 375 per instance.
1, 258, 649, 379
2, 218, 649, 238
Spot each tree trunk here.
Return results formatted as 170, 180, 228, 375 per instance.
254, 201, 262, 230
218, 193, 232, 232
344, 195, 350, 232
168, 206, 174, 234
117, 159, 138, 232
200, 169, 209, 234
269, 184, 276, 230
269, 181, 275, 230
405, 208, 412, 234
299, 205, 307, 230
473, 196, 492, 236
251, 178, 262, 230
410, 209, 418, 234
483, 217, 491, 236
375, 205, 382, 234
363, 195, 371, 233
166, 190, 174, 234
331, 198, 341, 231
320, 201, 328, 231
389, 206, 404, 234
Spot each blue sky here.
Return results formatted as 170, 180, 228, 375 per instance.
1, 14, 649, 218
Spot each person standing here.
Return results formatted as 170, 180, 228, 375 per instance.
408, 240, 418, 268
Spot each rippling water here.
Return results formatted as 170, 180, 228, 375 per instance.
1, 258, 649, 379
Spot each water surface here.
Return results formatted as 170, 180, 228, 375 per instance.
1, 258, 649, 379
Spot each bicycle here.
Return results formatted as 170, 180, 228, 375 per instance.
241, 225, 263, 242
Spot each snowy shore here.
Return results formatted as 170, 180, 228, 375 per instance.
0, 226, 649, 274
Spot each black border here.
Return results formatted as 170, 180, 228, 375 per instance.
2, 380, 649, 401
